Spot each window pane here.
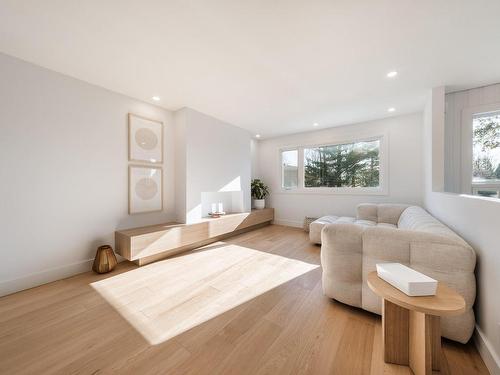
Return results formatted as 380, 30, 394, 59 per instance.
282, 150, 298, 189
304, 140, 380, 188
472, 112, 500, 185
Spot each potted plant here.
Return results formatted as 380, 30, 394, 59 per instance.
251, 179, 269, 209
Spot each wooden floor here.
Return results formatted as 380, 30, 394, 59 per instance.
0, 225, 489, 375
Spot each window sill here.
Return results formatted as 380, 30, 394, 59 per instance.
276, 187, 388, 196
472, 181, 500, 187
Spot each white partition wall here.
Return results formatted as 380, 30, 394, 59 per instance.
423, 87, 500, 375
174, 108, 252, 224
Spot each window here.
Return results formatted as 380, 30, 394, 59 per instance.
280, 137, 384, 193
281, 149, 298, 189
472, 112, 500, 185
304, 140, 380, 188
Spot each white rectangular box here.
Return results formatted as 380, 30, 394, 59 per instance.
376, 263, 437, 296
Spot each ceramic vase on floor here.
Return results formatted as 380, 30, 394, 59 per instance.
92, 245, 118, 274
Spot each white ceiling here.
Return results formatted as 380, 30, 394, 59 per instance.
1, 1, 500, 138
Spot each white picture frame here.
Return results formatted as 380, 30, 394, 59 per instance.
129, 165, 163, 214
128, 113, 163, 163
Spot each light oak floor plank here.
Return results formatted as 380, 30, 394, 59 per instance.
0, 225, 490, 375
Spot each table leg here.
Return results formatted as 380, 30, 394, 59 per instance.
430, 315, 441, 371
409, 310, 441, 375
382, 299, 409, 365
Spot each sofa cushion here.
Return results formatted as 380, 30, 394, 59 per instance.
357, 204, 378, 222
357, 203, 409, 225
377, 204, 409, 225
335, 216, 356, 223
398, 206, 466, 245
309, 216, 338, 244
309, 216, 397, 244
355, 219, 376, 226
376, 222, 397, 229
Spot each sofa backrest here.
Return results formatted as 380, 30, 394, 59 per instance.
398, 206, 467, 245
356, 203, 409, 225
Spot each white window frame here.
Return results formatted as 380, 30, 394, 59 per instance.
461, 103, 500, 194
277, 132, 389, 195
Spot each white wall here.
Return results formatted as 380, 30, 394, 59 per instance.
173, 109, 187, 223
0, 53, 176, 296
250, 139, 260, 179
255, 113, 423, 226
172, 108, 252, 223
423, 87, 500, 374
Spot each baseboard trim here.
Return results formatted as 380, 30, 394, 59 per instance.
0, 258, 94, 297
474, 325, 500, 375
273, 219, 303, 228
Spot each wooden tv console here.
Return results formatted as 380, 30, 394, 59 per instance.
115, 208, 274, 265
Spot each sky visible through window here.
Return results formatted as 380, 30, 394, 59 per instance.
282, 150, 298, 167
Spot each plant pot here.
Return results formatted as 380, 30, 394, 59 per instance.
253, 199, 265, 209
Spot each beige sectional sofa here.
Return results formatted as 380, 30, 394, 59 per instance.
311, 203, 476, 343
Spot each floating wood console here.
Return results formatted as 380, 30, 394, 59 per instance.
115, 208, 274, 265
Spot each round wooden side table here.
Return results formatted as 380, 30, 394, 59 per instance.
367, 271, 465, 375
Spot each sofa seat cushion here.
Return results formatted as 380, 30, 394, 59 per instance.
313, 215, 340, 225
376, 222, 397, 229
309, 216, 397, 244
309, 216, 338, 244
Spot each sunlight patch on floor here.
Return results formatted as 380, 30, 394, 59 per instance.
91, 242, 318, 345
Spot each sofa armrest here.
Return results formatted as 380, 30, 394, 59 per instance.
320, 223, 366, 307
362, 226, 476, 272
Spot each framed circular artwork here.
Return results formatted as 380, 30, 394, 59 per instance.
129, 165, 163, 214
128, 113, 163, 163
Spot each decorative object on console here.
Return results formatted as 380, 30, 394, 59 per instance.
376, 263, 437, 296
128, 113, 163, 163
251, 179, 269, 209
92, 245, 118, 274
209, 202, 226, 218
129, 165, 163, 214
209, 211, 226, 218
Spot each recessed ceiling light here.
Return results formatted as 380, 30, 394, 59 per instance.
386, 71, 398, 78
313, 123, 319, 127
152, 96, 160, 101
255, 134, 261, 138
388, 107, 396, 112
